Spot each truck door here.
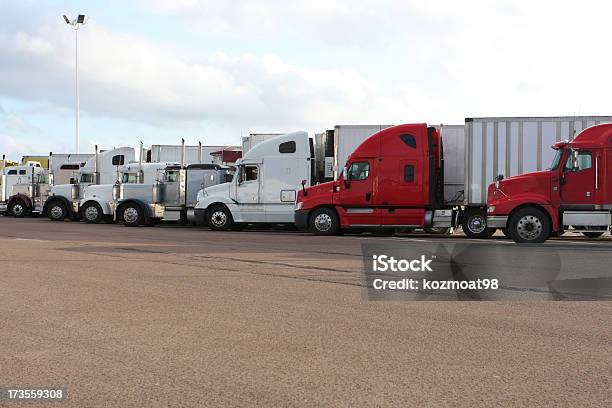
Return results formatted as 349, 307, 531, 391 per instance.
561, 150, 595, 205
337, 159, 380, 225
236, 164, 261, 204
378, 159, 425, 226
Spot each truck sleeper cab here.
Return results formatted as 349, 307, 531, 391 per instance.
194, 131, 314, 231
295, 124, 451, 235
487, 123, 612, 243
116, 163, 233, 227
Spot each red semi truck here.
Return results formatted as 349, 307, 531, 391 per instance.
486, 123, 612, 243
295, 123, 468, 234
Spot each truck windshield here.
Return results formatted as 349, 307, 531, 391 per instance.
80, 173, 93, 183
549, 149, 563, 170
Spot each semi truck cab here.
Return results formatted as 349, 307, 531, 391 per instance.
295, 124, 452, 235
487, 123, 612, 243
45, 147, 135, 221
194, 131, 314, 230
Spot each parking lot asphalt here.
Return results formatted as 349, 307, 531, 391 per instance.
0, 217, 610, 407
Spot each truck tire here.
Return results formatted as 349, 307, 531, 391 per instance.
119, 203, 144, 227
48, 201, 67, 221
508, 207, 551, 243
82, 202, 104, 224
582, 231, 605, 239
309, 208, 339, 235
207, 205, 233, 231
9, 199, 28, 218
461, 209, 496, 239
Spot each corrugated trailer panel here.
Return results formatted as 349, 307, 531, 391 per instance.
151, 145, 237, 164
465, 116, 612, 205
333, 125, 392, 179
439, 125, 465, 203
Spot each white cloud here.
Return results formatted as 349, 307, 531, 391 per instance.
1, 0, 611, 160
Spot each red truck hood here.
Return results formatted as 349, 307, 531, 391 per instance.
489, 170, 551, 202
297, 180, 336, 208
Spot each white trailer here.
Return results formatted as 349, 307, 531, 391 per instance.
145, 143, 239, 164
194, 132, 313, 230
242, 134, 283, 155
45, 146, 136, 221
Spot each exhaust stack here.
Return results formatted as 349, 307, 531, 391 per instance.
1, 154, 6, 202
93, 145, 100, 184
181, 138, 185, 168
48, 152, 54, 186
198, 141, 202, 164
138, 141, 144, 183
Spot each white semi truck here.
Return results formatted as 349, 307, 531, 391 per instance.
194, 132, 313, 230
44, 146, 136, 221
115, 163, 234, 227
78, 161, 173, 224
0, 160, 49, 217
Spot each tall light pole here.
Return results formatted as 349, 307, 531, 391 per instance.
62, 14, 87, 154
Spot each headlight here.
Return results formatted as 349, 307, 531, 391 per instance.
487, 206, 495, 213
295, 201, 303, 210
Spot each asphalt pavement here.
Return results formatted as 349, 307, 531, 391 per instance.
0, 217, 610, 407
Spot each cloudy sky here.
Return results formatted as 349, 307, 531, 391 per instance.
0, 0, 610, 159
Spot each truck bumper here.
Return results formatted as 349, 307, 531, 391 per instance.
0, 203, 6, 213
486, 216, 508, 229
294, 209, 309, 230
194, 208, 206, 226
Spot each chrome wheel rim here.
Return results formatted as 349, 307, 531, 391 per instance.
50, 205, 63, 219
314, 213, 332, 232
85, 206, 99, 221
123, 207, 139, 224
210, 210, 227, 228
468, 215, 486, 234
12, 203, 24, 216
517, 215, 542, 241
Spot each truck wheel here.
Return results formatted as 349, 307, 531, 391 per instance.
309, 208, 339, 235
582, 231, 605, 239
9, 199, 27, 218
82, 202, 103, 224
207, 206, 233, 231
48, 201, 67, 221
508, 207, 551, 243
119, 204, 144, 227
462, 209, 495, 239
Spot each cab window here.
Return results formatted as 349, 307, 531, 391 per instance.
7, 169, 17, 175
80, 173, 93, 183
347, 162, 369, 180
165, 171, 179, 183
19, 170, 27, 175
243, 166, 258, 182
565, 150, 592, 172
122, 173, 138, 183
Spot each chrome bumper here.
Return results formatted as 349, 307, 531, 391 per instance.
487, 216, 508, 229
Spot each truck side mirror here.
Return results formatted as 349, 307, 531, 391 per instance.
301, 179, 308, 196
343, 178, 351, 189
70, 177, 76, 184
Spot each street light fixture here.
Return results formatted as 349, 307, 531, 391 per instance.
62, 14, 87, 154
